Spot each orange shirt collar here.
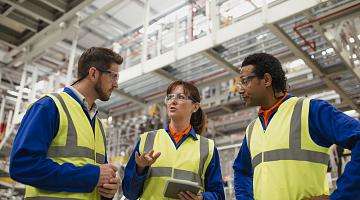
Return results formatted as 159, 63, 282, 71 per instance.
169, 124, 192, 143
258, 94, 288, 126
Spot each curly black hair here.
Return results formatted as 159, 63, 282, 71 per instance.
241, 53, 287, 94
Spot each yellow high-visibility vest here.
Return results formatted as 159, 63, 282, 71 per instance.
25, 92, 106, 200
139, 129, 214, 200
247, 97, 330, 200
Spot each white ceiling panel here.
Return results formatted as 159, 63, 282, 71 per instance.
111, 2, 146, 29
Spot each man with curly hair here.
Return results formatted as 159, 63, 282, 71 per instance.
233, 53, 360, 200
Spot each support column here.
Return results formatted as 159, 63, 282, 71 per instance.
66, 16, 80, 85
210, 0, 219, 44
141, 0, 150, 68
0, 95, 5, 126
157, 27, 162, 56
48, 74, 55, 93
186, 2, 193, 42
0, 68, 2, 88
29, 64, 39, 103
125, 48, 131, 69
215, 82, 221, 105
13, 64, 27, 124
174, 16, 179, 60
205, 0, 210, 35
261, 0, 269, 24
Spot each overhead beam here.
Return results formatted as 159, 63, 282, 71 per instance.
2, 6, 14, 16
133, 0, 158, 15
109, 71, 233, 115
323, 63, 349, 79
221, 105, 233, 113
4, 0, 131, 69
118, 0, 320, 83
6, 16, 79, 68
290, 78, 326, 96
153, 69, 178, 81
2, 0, 25, 16
5, 11, 38, 32
6, 0, 93, 59
88, 4, 131, 30
109, 1, 188, 44
103, 13, 131, 30
316, 23, 360, 81
303, 9, 360, 82
202, 49, 240, 76
113, 89, 147, 108
266, 23, 360, 113
106, 57, 353, 116
2, 0, 55, 24
0, 40, 16, 49
80, 0, 126, 27
83, 26, 111, 41
317, 1, 360, 25
0, 26, 19, 45
38, 0, 67, 13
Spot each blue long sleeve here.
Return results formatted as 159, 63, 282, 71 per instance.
122, 140, 225, 200
308, 99, 360, 199
233, 138, 253, 200
202, 147, 225, 200
122, 141, 149, 200
9, 97, 100, 193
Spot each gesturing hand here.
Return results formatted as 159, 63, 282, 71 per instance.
135, 150, 161, 173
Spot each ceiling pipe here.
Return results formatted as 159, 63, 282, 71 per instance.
293, 2, 360, 52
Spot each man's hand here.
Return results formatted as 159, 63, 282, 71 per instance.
135, 150, 161, 174
178, 191, 203, 200
97, 164, 117, 186
98, 177, 120, 198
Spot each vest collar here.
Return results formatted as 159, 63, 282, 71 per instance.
164, 126, 198, 140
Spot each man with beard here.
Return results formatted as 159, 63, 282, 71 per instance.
233, 53, 360, 200
10, 47, 122, 199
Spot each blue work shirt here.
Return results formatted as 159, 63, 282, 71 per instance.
233, 96, 360, 200
122, 127, 225, 200
10, 87, 103, 193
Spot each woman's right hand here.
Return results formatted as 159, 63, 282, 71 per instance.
135, 150, 161, 174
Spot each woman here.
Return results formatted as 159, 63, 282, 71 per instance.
122, 81, 225, 200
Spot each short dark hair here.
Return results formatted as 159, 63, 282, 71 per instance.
77, 47, 123, 78
241, 53, 287, 93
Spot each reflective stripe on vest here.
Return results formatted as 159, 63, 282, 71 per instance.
97, 121, 107, 164
143, 131, 209, 187
25, 197, 79, 200
47, 93, 105, 164
249, 98, 329, 169
246, 120, 256, 150
148, 167, 202, 186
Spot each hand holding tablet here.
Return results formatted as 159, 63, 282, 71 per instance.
163, 179, 202, 199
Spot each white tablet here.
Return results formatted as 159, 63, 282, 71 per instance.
163, 179, 201, 199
